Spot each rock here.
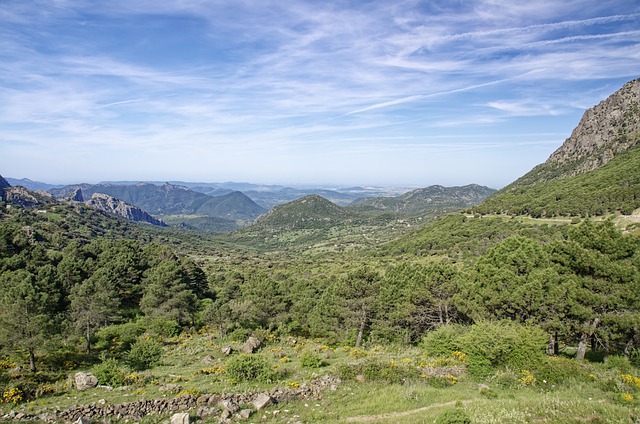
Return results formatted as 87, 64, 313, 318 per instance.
14, 413, 25, 420
74, 417, 91, 424
85, 193, 167, 227
201, 355, 216, 363
252, 393, 273, 411
242, 336, 261, 354
159, 383, 182, 393
355, 374, 365, 382
236, 409, 253, 420
221, 345, 233, 355
218, 399, 239, 414
171, 412, 190, 424
97, 385, 113, 391
196, 406, 220, 418
74, 372, 98, 391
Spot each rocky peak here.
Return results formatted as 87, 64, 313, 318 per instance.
545, 78, 640, 177
0, 174, 10, 190
85, 193, 167, 226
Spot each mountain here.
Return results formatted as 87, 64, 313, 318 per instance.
84, 193, 167, 226
351, 184, 496, 215
250, 194, 357, 232
195, 191, 267, 221
50, 182, 266, 222
474, 78, 640, 217
5, 177, 63, 191
0, 174, 10, 190
50, 183, 212, 215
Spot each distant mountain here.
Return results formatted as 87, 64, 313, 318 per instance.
196, 191, 267, 221
249, 194, 357, 232
474, 78, 640, 217
84, 193, 167, 226
0, 183, 57, 207
51, 183, 212, 215
5, 177, 63, 191
351, 184, 496, 215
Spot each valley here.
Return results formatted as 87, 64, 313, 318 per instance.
0, 79, 639, 423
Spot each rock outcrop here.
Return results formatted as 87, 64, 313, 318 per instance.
0, 174, 10, 190
545, 78, 640, 177
85, 193, 167, 227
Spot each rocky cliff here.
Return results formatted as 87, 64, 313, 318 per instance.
85, 193, 167, 226
0, 174, 10, 190
545, 78, 640, 177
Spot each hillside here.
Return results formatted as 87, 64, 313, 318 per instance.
84, 193, 168, 227
351, 184, 495, 215
195, 191, 267, 221
472, 78, 640, 217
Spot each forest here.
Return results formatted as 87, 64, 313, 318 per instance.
0, 193, 639, 422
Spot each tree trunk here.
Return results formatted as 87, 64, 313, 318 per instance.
577, 318, 600, 360
29, 347, 36, 373
547, 332, 558, 356
355, 308, 366, 348
85, 319, 91, 355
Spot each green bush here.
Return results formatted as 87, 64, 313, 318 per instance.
144, 318, 180, 339
434, 408, 471, 424
95, 321, 145, 356
300, 350, 325, 368
535, 356, 590, 386
420, 325, 467, 357
126, 338, 163, 371
92, 357, 125, 387
337, 359, 418, 384
225, 354, 277, 383
458, 321, 547, 379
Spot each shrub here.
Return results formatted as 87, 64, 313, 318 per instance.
300, 350, 325, 368
420, 325, 467, 357
225, 355, 277, 383
434, 408, 471, 424
93, 357, 125, 387
126, 338, 163, 371
458, 321, 547, 379
95, 322, 145, 356
338, 359, 419, 384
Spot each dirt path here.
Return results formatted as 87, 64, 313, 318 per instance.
345, 399, 474, 423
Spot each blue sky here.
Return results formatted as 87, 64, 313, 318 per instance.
1, 1, 638, 188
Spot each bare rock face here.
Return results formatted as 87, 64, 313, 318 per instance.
85, 193, 167, 226
546, 78, 640, 177
0, 174, 10, 190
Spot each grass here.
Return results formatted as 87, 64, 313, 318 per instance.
2, 333, 639, 423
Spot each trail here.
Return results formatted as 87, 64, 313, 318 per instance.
345, 399, 474, 423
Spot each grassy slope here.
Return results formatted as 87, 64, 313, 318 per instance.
473, 144, 640, 217
5, 333, 636, 423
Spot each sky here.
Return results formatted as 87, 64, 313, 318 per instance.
0, 1, 639, 188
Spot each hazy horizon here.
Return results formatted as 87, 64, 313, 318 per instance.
1, 1, 638, 188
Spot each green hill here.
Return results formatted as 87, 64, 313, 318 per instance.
351, 184, 495, 215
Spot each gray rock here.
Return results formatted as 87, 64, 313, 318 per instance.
74, 372, 98, 391
196, 406, 221, 418
242, 336, 261, 354
236, 409, 253, 420
171, 412, 190, 424
221, 345, 233, 355
74, 417, 91, 424
218, 399, 239, 414
252, 393, 273, 411
159, 383, 182, 393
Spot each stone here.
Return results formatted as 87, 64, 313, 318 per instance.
159, 383, 182, 393
74, 417, 90, 424
74, 372, 99, 391
218, 399, 239, 414
252, 393, 273, 411
236, 409, 253, 419
221, 345, 233, 355
171, 412, 190, 424
196, 406, 220, 418
242, 336, 261, 354
201, 355, 216, 363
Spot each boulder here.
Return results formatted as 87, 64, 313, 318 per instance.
74, 372, 98, 391
237, 409, 253, 419
221, 345, 233, 355
170, 412, 190, 424
252, 393, 273, 411
242, 336, 261, 354
218, 399, 239, 414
